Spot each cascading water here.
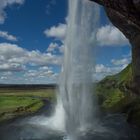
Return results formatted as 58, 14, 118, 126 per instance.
57, 0, 100, 139
27, 0, 100, 139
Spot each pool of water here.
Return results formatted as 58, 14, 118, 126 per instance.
0, 113, 140, 140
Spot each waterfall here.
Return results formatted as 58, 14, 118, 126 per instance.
57, 0, 100, 139
29, 0, 100, 139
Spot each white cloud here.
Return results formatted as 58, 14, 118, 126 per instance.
94, 63, 128, 81
0, 43, 61, 84
44, 23, 67, 40
96, 25, 129, 46
47, 42, 59, 52
28, 51, 62, 66
0, 76, 8, 80
0, 71, 12, 81
0, 43, 62, 72
111, 52, 131, 67
122, 51, 131, 58
0, 0, 24, 24
44, 24, 129, 48
95, 64, 111, 73
95, 64, 121, 74
0, 63, 25, 71
111, 58, 130, 66
47, 42, 65, 54
2, 71, 12, 76
24, 67, 58, 81
0, 43, 26, 58
39, 66, 49, 71
0, 31, 17, 41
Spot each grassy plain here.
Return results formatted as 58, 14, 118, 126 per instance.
0, 87, 56, 122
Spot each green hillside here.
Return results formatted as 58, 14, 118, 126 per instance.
96, 63, 140, 126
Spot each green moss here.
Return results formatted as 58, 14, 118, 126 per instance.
102, 89, 124, 110
96, 63, 133, 111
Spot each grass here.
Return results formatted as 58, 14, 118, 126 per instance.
0, 96, 40, 110
0, 88, 55, 99
102, 88, 125, 109
96, 63, 132, 111
0, 88, 56, 122
0, 96, 44, 122
96, 63, 140, 126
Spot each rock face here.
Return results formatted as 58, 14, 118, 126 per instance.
90, 0, 140, 94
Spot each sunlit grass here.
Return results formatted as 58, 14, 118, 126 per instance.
0, 89, 55, 98
0, 88, 56, 122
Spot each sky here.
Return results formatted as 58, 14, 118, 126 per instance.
0, 0, 131, 84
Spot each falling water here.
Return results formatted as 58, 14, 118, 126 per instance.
58, 0, 100, 139
28, 0, 100, 139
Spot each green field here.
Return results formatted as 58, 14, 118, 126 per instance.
0, 88, 55, 98
0, 88, 56, 122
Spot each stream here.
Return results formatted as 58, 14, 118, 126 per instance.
0, 99, 140, 140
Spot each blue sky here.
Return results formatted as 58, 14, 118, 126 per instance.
0, 0, 131, 84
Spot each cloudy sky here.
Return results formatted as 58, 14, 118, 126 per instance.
0, 0, 131, 84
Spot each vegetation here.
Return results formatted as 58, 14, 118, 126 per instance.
96, 64, 131, 110
96, 63, 140, 126
0, 88, 56, 122
0, 96, 43, 122
0, 88, 55, 99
